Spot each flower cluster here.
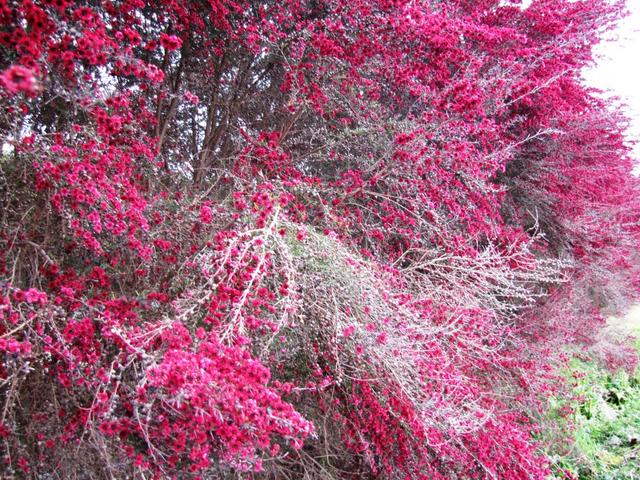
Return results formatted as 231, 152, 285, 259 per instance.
0, 0, 638, 478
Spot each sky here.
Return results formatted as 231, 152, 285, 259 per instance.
582, 1, 640, 159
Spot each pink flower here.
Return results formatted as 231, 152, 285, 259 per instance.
199, 204, 213, 224
342, 325, 356, 338
24, 288, 47, 305
0, 65, 38, 96
160, 33, 182, 51
184, 91, 199, 104
18, 457, 30, 474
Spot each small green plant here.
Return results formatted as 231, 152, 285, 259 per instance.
547, 331, 640, 480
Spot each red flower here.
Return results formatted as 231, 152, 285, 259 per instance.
0, 65, 38, 96
199, 204, 213, 224
160, 33, 182, 51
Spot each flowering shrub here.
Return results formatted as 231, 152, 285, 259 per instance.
0, 0, 639, 478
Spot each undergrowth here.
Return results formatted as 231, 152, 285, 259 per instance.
548, 329, 640, 480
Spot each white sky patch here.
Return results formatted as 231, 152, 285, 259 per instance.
582, 1, 640, 160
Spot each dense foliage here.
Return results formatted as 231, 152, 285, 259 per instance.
547, 327, 640, 480
0, 0, 639, 478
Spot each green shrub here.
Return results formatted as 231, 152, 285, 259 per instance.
548, 331, 640, 479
